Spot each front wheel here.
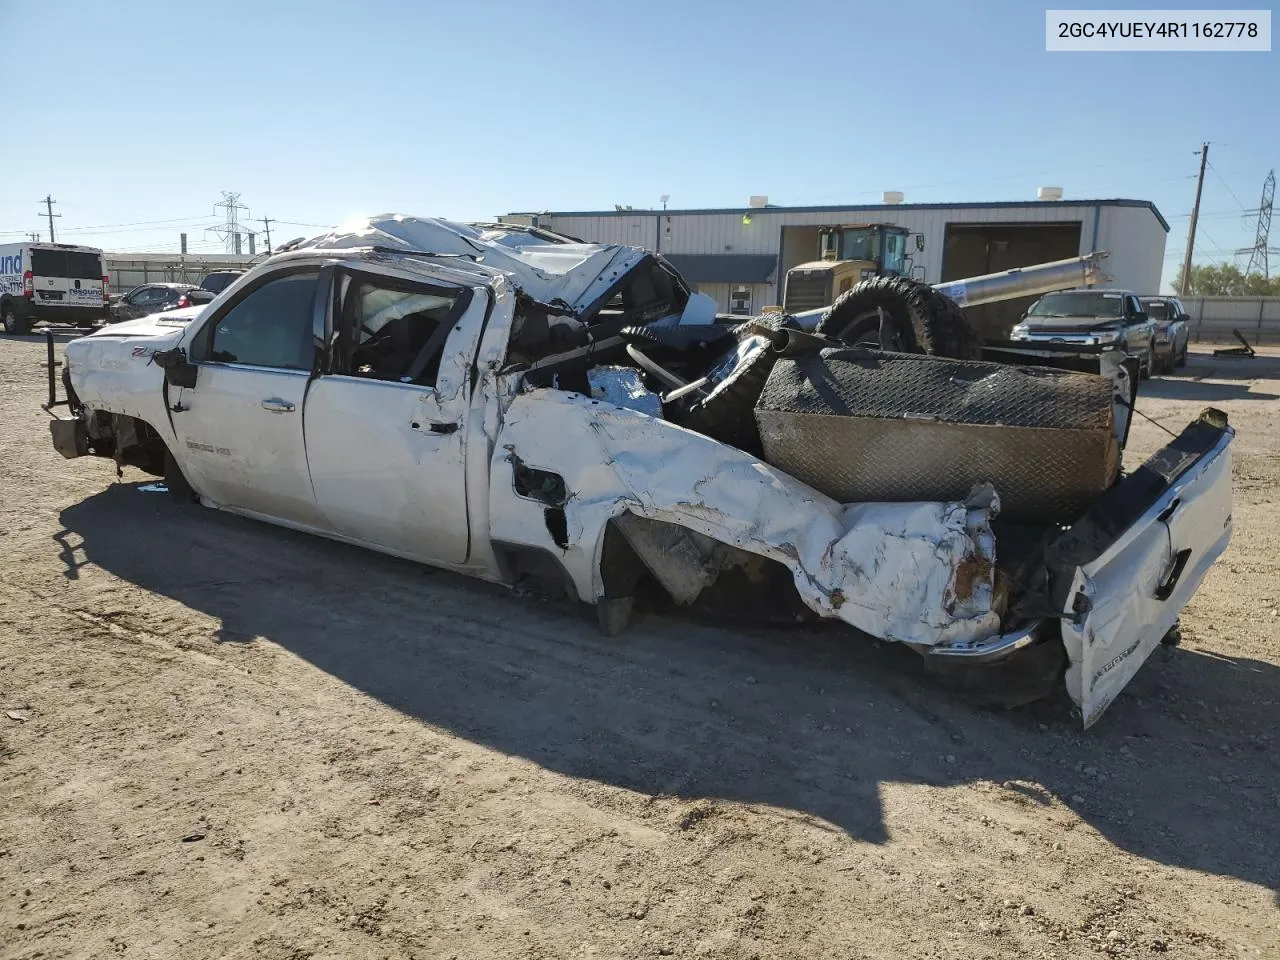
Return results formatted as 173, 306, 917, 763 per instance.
164, 450, 199, 505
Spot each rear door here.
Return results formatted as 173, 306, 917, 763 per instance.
1058, 413, 1234, 726
30, 248, 104, 313
169, 267, 329, 529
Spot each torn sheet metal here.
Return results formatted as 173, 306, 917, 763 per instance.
587, 366, 663, 418
489, 389, 1000, 648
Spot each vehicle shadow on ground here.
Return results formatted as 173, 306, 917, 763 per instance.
1140, 377, 1279, 402
56, 484, 1280, 896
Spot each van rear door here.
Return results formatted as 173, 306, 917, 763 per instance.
29, 248, 105, 313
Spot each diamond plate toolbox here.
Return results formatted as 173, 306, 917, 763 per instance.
754, 348, 1119, 524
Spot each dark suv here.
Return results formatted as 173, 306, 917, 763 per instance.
1008, 289, 1157, 379
199, 270, 246, 295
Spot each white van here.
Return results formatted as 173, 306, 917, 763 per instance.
0, 242, 109, 335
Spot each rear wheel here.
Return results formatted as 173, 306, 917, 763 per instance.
2, 302, 32, 336
924, 638, 1068, 709
1175, 342, 1189, 368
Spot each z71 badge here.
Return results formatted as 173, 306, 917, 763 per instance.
131, 347, 155, 359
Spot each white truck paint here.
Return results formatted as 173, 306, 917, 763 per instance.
49, 216, 1235, 726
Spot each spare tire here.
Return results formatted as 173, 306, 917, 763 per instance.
670, 313, 799, 455
815, 275, 982, 360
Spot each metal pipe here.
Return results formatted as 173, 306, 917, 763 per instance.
932, 251, 1110, 308
786, 251, 1112, 332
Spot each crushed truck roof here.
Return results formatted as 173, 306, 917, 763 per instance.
291, 215, 655, 314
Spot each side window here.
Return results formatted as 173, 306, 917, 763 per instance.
1126, 296, 1143, 322
192, 271, 319, 370
338, 278, 463, 386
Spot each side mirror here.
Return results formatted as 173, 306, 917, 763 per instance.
153, 347, 198, 389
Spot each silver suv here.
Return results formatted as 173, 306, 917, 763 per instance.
1009, 289, 1156, 379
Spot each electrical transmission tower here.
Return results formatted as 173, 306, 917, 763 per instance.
207, 191, 250, 254
1244, 170, 1274, 279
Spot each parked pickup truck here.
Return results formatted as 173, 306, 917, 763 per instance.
46, 216, 1234, 727
1009, 289, 1158, 379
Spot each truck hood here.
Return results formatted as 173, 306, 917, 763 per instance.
1018, 315, 1123, 333
91, 306, 206, 338
66, 307, 203, 372
294, 215, 650, 314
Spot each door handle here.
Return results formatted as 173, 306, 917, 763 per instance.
261, 397, 295, 413
1155, 548, 1192, 601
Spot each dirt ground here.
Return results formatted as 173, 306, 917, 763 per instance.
1, 331, 1277, 960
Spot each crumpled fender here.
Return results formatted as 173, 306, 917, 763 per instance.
488, 389, 1000, 647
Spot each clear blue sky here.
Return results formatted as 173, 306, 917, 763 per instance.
2, 0, 1274, 290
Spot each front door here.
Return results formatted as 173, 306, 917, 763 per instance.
170, 268, 328, 530
302, 270, 480, 564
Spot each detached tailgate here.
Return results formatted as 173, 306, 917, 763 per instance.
1021, 410, 1233, 727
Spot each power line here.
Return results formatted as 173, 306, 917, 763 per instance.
1206, 160, 1250, 213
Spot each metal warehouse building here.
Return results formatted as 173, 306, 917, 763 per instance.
502, 198, 1169, 334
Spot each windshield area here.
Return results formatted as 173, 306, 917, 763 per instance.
1141, 300, 1170, 320
839, 228, 881, 263
1028, 292, 1124, 319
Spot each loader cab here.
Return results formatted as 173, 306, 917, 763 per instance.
819, 224, 911, 276
782, 224, 919, 313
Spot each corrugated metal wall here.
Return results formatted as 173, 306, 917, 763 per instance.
528, 203, 1166, 306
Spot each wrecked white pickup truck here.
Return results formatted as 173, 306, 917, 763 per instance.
46, 216, 1233, 726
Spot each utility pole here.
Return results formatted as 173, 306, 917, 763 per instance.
40, 195, 60, 243
1179, 142, 1209, 297
258, 217, 273, 253
28, 232, 40, 242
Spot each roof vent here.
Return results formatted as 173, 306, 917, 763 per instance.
748, 195, 769, 208
882, 191, 904, 205
1038, 186, 1064, 201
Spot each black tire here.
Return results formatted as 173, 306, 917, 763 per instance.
1175, 343, 1189, 368
923, 637, 1068, 709
670, 313, 798, 454
2, 301, 32, 336
1140, 350, 1152, 380
164, 450, 199, 505
815, 276, 982, 360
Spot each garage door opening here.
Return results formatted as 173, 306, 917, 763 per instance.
942, 222, 1083, 338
